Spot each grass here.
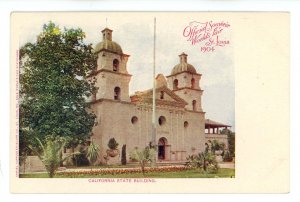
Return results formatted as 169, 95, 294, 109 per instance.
20, 168, 235, 178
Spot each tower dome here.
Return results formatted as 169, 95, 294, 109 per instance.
94, 28, 123, 55
171, 52, 197, 75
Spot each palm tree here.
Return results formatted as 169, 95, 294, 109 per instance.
30, 136, 79, 178
130, 146, 156, 176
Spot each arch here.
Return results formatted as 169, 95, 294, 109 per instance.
158, 116, 166, 126
191, 78, 195, 89
131, 116, 138, 124
173, 79, 179, 90
184, 121, 189, 128
192, 100, 197, 111
158, 137, 168, 160
113, 59, 120, 72
160, 91, 164, 99
114, 87, 121, 100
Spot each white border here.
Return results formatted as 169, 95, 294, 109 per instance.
1, 0, 300, 201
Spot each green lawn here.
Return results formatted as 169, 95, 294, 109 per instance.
20, 168, 235, 178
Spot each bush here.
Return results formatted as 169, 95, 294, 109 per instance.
72, 147, 90, 166
108, 138, 119, 150
223, 151, 233, 162
86, 140, 100, 168
121, 144, 127, 165
185, 151, 219, 174
211, 140, 225, 154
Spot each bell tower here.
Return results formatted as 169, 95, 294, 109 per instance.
166, 53, 203, 112
91, 27, 132, 102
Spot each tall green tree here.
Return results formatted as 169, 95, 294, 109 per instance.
19, 22, 97, 151
221, 129, 235, 157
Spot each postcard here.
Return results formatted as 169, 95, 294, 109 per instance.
10, 11, 289, 193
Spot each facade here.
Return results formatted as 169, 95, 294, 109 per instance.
88, 27, 229, 164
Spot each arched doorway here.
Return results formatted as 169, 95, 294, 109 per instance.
158, 137, 168, 160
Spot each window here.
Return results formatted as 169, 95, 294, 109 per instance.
113, 59, 119, 72
160, 91, 164, 99
192, 100, 197, 111
158, 116, 166, 125
173, 79, 178, 90
191, 78, 195, 89
114, 87, 121, 100
131, 116, 138, 124
184, 121, 189, 128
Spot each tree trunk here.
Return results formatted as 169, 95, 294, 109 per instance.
203, 160, 207, 171
141, 162, 145, 176
72, 147, 77, 166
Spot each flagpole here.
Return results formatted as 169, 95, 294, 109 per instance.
152, 17, 157, 165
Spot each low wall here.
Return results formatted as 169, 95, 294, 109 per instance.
205, 133, 228, 149
19, 156, 45, 173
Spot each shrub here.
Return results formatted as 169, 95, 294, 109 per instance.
108, 138, 119, 150
185, 151, 219, 174
86, 140, 100, 168
223, 150, 233, 162
72, 147, 90, 166
211, 140, 225, 154
121, 144, 127, 165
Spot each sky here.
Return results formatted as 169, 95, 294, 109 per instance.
17, 12, 235, 131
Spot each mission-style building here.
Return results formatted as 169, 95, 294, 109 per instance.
88, 27, 230, 164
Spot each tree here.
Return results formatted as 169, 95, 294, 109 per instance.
221, 129, 235, 157
19, 22, 97, 151
130, 146, 156, 176
121, 144, 127, 165
29, 136, 79, 178
86, 140, 100, 169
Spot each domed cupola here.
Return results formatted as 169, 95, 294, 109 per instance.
91, 27, 131, 103
166, 52, 203, 112
94, 28, 123, 55
171, 52, 197, 75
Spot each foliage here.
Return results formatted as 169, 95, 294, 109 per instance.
19, 21, 97, 150
129, 146, 156, 176
221, 129, 235, 157
185, 151, 219, 174
86, 140, 100, 168
121, 144, 127, 165
29, 136, 79, 178
20, 168, 235, 178
210, 140, 225, 154
223, 150, 233, 162
71, 146, 90, 166
107, 138, 119, 150
57, 166, 190, 177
